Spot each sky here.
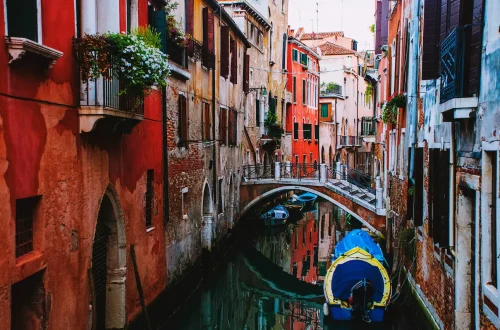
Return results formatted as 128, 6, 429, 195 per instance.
288, 0, 375, 51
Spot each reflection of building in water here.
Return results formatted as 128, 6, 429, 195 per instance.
290, 210, 319, 284
283, 301, 322, 330
318, 202, 335, 282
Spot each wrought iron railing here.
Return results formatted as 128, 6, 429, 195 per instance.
326, 166, 376, 204
242, 165, 274, 180
80, 68, 144, 115
187, 39, 203, 62
337, 135, 363, 147
361, 117, 376, 136
166, 39, 187, 67
440, 28, 465, 104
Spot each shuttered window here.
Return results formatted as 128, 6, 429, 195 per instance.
219, 107, 228, 145
320, 104, 329, 118
269, 96, 277, 114
244, 54, 250, 93
256, 99, 260, 124
178, 95, 188, 146
300, 53, 308, 66
220, 26, 230, 78
303, 124, 312, 139
7, 0, 38, 41
293, 123, 299, 140
467, 0, 484, 96
413, 148, 424, 226
302, 80, 306, 104
202, 7, 215, 69
202, 103, 211, 141
293, 77, 297, 102
282, 33, 287, 70
230, 38, 238, 84
422, 0, 441, 79
315, 125, 319, 141
428, 149, 451, 246
228, 109, 237, 146
292, 49, 298, 62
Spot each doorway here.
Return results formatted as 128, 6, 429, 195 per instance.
91, 188, 126, 330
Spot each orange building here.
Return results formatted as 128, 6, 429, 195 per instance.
286, 37, 321, 170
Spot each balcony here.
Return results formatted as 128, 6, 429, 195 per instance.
361, 117, 376, 136
320, 83, 343, 98
439, 27, 479, 121
166, 40, 190, 80
78, 72, 144, 134
337, 135, 363, 148
187, 39, 203, 62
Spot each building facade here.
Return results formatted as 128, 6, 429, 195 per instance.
286, 37, 321, 171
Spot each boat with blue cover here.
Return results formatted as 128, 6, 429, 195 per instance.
259, 205, 289, 227
295, 192, 317, 206
323, 229, 391, 323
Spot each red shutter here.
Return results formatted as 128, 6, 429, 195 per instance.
231, 39, 238, 84
221, 26, 230, 78
422, 0, 441, 79
187, 0, 194, 36
219, 108, 228, 145
207, 10, 215, 54
468, 0, 483, 95
244, 54, 250, 93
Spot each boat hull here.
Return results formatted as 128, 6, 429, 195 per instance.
329, 305, 385, 322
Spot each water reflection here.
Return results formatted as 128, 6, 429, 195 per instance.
166, 199, 432, 330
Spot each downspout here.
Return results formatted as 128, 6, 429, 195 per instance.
449, 123, 455, 248
408, 0, 421, 185
162, 86, 169, 225
212, 9, 218, 220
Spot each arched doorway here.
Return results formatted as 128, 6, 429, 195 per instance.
202, 182, 214, 250
91, 187, 126, 330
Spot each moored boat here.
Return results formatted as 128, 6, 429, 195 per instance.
295, 192, 317, 206
259, 205, 289, 227
323, 229, 390, 323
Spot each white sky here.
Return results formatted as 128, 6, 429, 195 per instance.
288, 0, 375, 51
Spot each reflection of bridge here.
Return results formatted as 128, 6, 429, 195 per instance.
240, 163, 386, 237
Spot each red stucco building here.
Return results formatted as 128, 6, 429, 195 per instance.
286, 36, 321, 170
0, 0, 169, 328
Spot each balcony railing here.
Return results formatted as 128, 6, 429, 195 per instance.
337, 135, 363, 148
166, 39, 187, 67
187, 39, 203, 62
440, 28, 466, 104
320, 84, 343, 97
80, 69, 144, 115
361, 117, 376, 136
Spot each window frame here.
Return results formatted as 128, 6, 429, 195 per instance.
6, 0, 43, 43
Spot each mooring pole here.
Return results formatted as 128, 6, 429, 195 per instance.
130, 244, 152, 330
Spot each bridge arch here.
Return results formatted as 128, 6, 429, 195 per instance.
239, 185, 383, 237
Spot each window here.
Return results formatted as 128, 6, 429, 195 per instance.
399, 129, 405, 176
300, 53, 308, 66
15, 196, 40, 258
321, 104, 329, 118
389, 130, 396, 172
218, 178, 223, 214
202, 103, 211, 141
292, 49, 299, 62
483, 151, 499, 289
315, 124, 319, 141
228, 108, 237, 146
293, 122, 299, 140
269, 96, 277, 114
178, 94, 188, 146
145, 170, 154, 228
428, 149, 451, 246
256, 99, 260, 124
202, 7, 215, 68
230, 37, 238, 84
293, 77, 297, 102
303, 155, 307, 173
282, 33, 287, 70
220, 26, 230, 78
6, 0, 39, 42
302, 79, 306, 104
182, 188, 189, 219
219, 107, 228, 145
303, 123, 312, 140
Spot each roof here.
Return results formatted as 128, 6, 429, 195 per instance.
288, 37, 321, 60
218, 0, 271, 30
205, 0, 251, 48
298, 31, 345, 40
318, 42, 356, 56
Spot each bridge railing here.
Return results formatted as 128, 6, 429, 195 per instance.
242, 164, 274, 180
326, 166, 375, 194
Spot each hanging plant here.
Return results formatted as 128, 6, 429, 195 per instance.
75, 30, 170, 99
164, 1, 192, 47
264, 111, 278, 127
381, 93, 406, 124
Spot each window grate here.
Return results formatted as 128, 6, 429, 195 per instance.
16, 196, 39, 258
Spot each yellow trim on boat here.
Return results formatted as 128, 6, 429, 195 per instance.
324, 247, 391, 307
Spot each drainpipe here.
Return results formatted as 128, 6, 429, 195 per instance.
408, 0, 420, 185
449, 123, 455, 248
162, 86, 169, 225
212, 16, 218, 226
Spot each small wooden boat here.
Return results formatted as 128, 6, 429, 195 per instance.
323, 229, 390, 323
296, 192, 318, 206
259, 205, 289, 227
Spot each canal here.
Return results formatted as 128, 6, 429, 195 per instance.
145, 198, 434, 329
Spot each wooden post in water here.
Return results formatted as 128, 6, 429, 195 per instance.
130, 244, 152, 330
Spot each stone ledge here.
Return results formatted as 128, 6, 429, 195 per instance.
5, 37, 63, 68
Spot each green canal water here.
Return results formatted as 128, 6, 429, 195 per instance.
153, 199, 434, 329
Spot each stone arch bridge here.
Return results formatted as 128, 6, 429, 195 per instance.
239, 163, 387, 237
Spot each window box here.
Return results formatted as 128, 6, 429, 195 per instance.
5, 37, 63, 68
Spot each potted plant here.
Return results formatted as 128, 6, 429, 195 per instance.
381, 93, 406, 124
264, 112, 283, 139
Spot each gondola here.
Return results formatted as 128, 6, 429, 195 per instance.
259, 205, 289, 227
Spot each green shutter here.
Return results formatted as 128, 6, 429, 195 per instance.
321, 104, 329, 118
292, 49, 298, 62
269, 97, 276, 114
153, 10, 167, 53
300, 53, 308, 65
